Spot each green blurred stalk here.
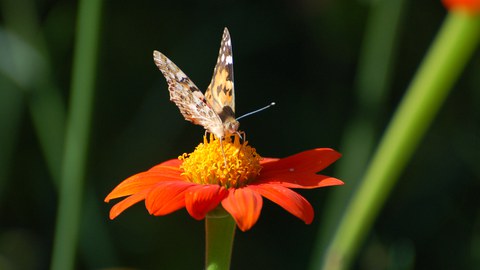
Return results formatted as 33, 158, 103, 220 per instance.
50, 0, 102, 269
205, 209, 236, 270
309, 1, 406, 269
0, 81, 23, 200
0, 0, 65, 184
1, 0, 116, 267
322, 11, 480, 270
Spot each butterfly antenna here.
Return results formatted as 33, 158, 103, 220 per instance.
236, 102, 276, 121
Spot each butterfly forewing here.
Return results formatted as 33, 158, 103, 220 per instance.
205, 28, 236, 119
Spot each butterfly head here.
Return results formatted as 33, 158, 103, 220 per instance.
223, 117, 240, 137
207, 118, 238, 140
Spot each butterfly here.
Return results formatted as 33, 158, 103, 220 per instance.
153, 27, 239, 139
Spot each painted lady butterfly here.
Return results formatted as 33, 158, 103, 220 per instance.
153, 28, 239, 139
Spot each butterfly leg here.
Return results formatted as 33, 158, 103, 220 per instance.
220, 136, 228, 168
235, 131, 246, 156
239, 131, 246, 143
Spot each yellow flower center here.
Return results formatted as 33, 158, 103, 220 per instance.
179, 134, 262, 188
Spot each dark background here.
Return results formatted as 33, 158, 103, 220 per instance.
1, 0, 479, 269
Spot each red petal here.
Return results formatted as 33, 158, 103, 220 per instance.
185, 185, 229, 220
104, 174, 158, 202
256, 173, 344, 189
145, 181, 196, 216
109, 189, 150, 219
221, 188, 263, 232
149, 159, 183, 171
261, 148, 341, 175
260, 157, 279, 165
105, 166, 184, 202
443, 0, 480, 13
249, 184, 314, 224
257, 148, 341, 188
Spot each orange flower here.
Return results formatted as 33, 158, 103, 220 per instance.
443, 0, 480, 13
105, 135, 343, 231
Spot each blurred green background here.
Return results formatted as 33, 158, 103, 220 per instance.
1, 0, 479, 269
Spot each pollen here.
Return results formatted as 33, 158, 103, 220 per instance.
179, 134, 262, 188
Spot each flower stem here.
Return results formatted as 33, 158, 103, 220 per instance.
205, 208, 236, 270
310, 0, 406, 268
322, 11, 480, 270
50, 0, 102, 269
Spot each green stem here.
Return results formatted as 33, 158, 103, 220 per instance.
310, 0, 406, 268
205, 208, 236, 270
322, 11, 480, 270
50, 0, 102, 269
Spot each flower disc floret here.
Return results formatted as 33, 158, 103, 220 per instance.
179, 134, 262, 188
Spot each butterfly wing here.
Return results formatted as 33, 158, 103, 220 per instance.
153, 50, 224, 137
205, 28, 236, 122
